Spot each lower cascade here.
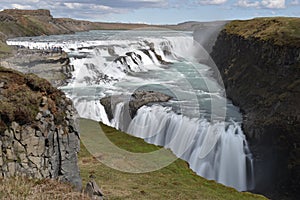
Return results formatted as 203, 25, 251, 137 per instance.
112, 103, 254, 191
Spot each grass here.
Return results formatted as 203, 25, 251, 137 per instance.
78, 120, 267, 200
0, 176, 89, 200
225, 17, 300, 46
0, 41, 12, 58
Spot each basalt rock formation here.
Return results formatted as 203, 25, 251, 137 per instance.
210, 17, 300, 200
0, 66, 82, 190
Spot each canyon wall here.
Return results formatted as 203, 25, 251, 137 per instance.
210, 18, 300, 200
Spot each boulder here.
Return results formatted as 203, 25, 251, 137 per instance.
85, 178, 104, 200
100, 90, 172, 121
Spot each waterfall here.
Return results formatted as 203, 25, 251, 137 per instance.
112, 103, 252, 191
7, 30, 254, 192
73, 98, 110, 125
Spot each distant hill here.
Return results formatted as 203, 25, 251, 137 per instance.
0, 9, 227, 40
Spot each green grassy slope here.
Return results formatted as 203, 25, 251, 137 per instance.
78, 121, 267, 200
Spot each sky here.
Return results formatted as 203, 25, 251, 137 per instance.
0, 0, 299, 24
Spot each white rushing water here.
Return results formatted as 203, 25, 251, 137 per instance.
7, 29, 254, 191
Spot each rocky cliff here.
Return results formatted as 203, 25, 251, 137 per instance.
0, 66, 82, 189
210, 17, 300, 200
0, 9, 94, 39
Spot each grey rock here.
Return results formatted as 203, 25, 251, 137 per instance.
129, 90, 172, 118
4, 129, 14, 138
28, 156, 41, 168
42, 110, 51, 117
7, 162, 16, 177
40, 96, 48, 107
100, 90, 172, 121
18, 153, 27, 163
23, 136, 40, 156
13, 141, 25, 153
11, 122, 20, 136
85, 179, 104, 200
6, 149, 16, 160
21, 126, 36, 141
35, 112, 43, 121
0, 91, 81, 190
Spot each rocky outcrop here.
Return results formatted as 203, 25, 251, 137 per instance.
0, 67, 81, 189
100, 90, 172, 121
1, 9, 52, 17
84, 177, 104, 200
1, 48, 73, 87
210, 18, 300, 200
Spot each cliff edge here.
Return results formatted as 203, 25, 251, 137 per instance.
0, 66, 82, 189
211, 17, 300, 200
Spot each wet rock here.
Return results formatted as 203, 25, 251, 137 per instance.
129, 90, 172, 118
100, 90, 172, 121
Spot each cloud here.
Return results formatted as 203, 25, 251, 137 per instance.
0, 0, 169, 9
69, 0, 169, 9
236, 0, 260, 8
197, 0, 227, 5
261, 0, 286, 8
236, 0, 286, 8
0, 0, 171, 20
11, 3, 34, 9
290, 0, 299, 5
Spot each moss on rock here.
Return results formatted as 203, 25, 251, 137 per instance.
224, 17, 300, 47
0, 66, 67, 132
